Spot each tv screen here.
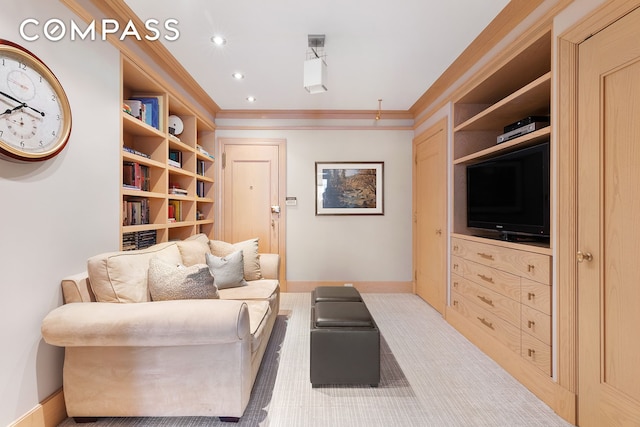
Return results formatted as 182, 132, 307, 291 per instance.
466, 142, 550, 240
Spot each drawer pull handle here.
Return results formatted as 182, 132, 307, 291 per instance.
477, 317, 494, 330
453, 263, 459, 270
453, 281, 459, 289
453, 300, 459, 307
477, 295, 494, 307
528, 292, 535, 300
478, 274, 494, 284
528, 348, 535, 358
453, 245, 459, 251
528, 320, 535, 329
477, 252, 494, 260
528, 264, 535, 272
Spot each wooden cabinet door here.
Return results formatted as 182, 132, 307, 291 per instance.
578, 7, 640, 426
414, 120, 447, 314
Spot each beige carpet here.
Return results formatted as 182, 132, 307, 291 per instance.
59, 293, 574, 426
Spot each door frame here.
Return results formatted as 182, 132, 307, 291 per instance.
217, 137, 287, 288
556, 0, 640, 408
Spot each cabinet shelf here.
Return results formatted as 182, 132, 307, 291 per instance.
454, 72, 551, 133
122, 111, 165, 137
453, 127, 550, 165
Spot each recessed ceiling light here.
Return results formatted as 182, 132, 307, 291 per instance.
232, 72, 244, 80
246, 96, 256, 103
211, 35, 226, 46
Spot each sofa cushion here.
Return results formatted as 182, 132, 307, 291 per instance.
176, 240, 211, 266
209, 238, 262, 281
217, 280, 279, 301
87, 242, 182, 303
206, 251, 249, 290
148, 258, 219, 301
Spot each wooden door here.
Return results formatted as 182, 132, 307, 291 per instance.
577, 7, 640, 426
414, 120, 447, 314
220, 140, 286, 282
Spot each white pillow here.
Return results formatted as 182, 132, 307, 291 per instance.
205, 251, 249, 289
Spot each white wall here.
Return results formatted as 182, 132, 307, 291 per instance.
215, 123, 414, 284
0, 3, 120, 425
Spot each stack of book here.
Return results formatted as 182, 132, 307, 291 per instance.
122, 230, 157, 251
123, 198, 150, 226
123, 162, 150, 191
124, 96, 161, 130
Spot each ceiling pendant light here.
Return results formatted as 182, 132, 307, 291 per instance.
304, 34, 327, 94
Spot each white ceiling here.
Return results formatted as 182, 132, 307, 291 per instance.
124, 0, 510, 111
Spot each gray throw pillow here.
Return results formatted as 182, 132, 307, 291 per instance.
148, 258, 219, 301
205, 250, 249, 289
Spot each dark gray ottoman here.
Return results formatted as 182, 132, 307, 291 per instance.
312, 286, 362, 304
310, 301, 380, 387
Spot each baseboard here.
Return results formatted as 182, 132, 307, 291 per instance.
10, 388, 67, 427
445, 307, 576, 425
285, 281, 413, 293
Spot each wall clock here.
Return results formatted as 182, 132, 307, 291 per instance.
0, 39, 72, 162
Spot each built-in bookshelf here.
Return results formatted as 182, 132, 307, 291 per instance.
120, 55, 215, 250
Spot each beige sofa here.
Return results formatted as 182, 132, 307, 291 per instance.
41, 234, 280, 422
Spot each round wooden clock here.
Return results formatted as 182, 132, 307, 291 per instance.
0, 39, 72, 162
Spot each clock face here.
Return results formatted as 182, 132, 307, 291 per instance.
0, 40, 71, 161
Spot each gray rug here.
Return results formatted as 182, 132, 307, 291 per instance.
58, 293, 574, 427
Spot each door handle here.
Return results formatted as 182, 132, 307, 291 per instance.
576, 251, 593, 263
271, 205, 280, 214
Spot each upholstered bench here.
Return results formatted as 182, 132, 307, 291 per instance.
311, 285, 363, 304
310, 300, 380, 387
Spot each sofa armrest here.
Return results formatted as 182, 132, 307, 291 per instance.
259, 253, 280, 280
42, 299, 250, 347
61, 272, 95, 303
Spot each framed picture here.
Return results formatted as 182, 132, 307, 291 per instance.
315, 162, 384, 215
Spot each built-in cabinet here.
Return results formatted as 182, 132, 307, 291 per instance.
450, 235, 552, 375
120, 55, 215, 250
445, 25, 557, 406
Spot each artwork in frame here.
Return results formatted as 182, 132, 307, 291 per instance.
315, 162, 384, 215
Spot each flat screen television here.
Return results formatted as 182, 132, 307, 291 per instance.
466, 142, 550, 241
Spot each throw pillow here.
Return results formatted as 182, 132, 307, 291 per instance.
205, 251, 249, 289
176, 239, 211, 266
148, 258, 219, 301
209, 238, 262, 281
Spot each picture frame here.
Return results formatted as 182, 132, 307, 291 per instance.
315, 162, 384, 215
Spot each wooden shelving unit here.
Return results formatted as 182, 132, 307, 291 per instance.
119, 55, 215, 250
448, 27, 554, 382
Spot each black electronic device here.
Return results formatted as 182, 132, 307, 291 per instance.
466, 142, 550, 241
503, 115, 550, 133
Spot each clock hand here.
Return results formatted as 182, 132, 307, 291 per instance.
0, 104, 26, 116
0, 90, 45, 117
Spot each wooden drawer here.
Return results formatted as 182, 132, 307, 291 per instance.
521, 333, 551, 376
451, 273, 520, 327
521, 278, 551, 315
451, 290, 521, 354
452, 237, 551, 285
522, 305, 551, 345
452, 255, 520, 302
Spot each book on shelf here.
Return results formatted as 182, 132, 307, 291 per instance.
169, 187, 188, 196
123, 146, 150, 159
168, 149, 182, 168
123, 198, 150, 226
197, 145, 215, 159
168, 159, 181, 168
196, 181, 205, 197
122, 230, 157, 251
129, 95, 161, 130
123, 100, 143, 120
168, 200, 183, 221
123, 161, 150, 191
197, 160, 206, 176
